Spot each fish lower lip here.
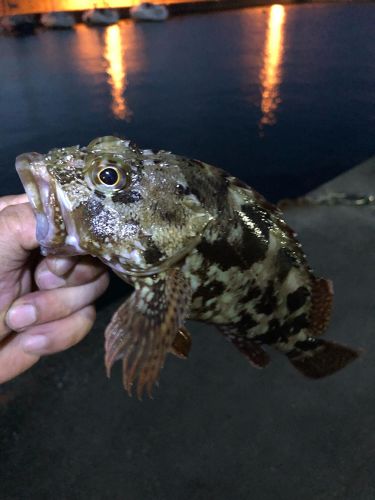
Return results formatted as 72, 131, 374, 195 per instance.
36, 213, 49, 241
16, 153, 67, 249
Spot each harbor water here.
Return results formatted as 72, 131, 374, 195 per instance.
1, 2, 374, 201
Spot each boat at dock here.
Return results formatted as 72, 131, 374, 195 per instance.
0, 14, 36, 35
82, 9, 119, 26
129, 3, 169, 22
40, 12, 76, 29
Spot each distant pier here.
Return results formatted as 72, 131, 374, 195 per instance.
1, 0, 374, 18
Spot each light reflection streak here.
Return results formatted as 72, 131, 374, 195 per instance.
74, 23, 103, 74
104, 24, 131, 120
259, 4, 286, 130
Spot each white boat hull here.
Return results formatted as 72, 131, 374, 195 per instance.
40, 12, 75, 29
129, 3, 169, 22
82, 9, 119, 26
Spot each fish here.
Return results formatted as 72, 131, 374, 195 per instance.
16, 136, 359, 397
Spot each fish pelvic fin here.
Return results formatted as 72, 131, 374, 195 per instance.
310, 278, 333, 336
104, 268, 192, 399
169, 327, 192, 359
218, 327, 270, 368
287, 337, 359, 378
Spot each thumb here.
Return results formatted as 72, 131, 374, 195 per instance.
0, 202, 38, 269
0, 193, 29, 212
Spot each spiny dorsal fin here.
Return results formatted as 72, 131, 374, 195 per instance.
104, 268, 192, 398
310, 278, 333, 336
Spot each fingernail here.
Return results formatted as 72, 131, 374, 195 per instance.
22, 335, 48, 353
38, 270, 66, 290
49, 257, 75, 276
6, 304, 37, 330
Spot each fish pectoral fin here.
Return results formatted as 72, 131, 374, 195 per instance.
169, 327, 192, 359
104, 268, 192, 398
310, 277, 333, 336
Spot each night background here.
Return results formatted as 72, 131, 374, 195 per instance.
1, 1, 375, 499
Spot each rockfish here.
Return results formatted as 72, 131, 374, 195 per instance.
16, 136, 358, 397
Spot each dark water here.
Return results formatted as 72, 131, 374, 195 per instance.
1, 2, 374, 201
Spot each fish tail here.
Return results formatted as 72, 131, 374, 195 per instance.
287, 336, 359, 378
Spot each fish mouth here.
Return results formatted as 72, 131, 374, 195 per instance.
16, 153, 84, 256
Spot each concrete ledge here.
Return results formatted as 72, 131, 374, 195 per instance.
310, 155, 375, 196
1, 157, 375, 499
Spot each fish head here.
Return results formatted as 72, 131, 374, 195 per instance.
16, 136, 213, 275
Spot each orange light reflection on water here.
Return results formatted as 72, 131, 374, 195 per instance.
104, 24, 130, 120
259, 4, 286, 129
74, 23, 103, 74
75, 22, 134, 121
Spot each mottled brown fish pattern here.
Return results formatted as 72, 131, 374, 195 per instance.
16, 136, 358, 397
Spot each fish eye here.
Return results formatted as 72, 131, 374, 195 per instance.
97, 167, 120, 186
86, 154, 131, 192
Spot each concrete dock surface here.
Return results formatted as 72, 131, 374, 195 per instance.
1, 157, 375, 499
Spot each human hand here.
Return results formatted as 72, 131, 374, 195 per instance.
0, 194, 109, 384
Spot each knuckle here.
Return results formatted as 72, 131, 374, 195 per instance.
68, 308, 95, 347
0, 206, 22, 234
72, 265, 97, 284
73, 260, 105, 284
80, 305, 96, 327
35, 291, 71, 321
0, 204, 35, 250
96, 272, 110, 292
